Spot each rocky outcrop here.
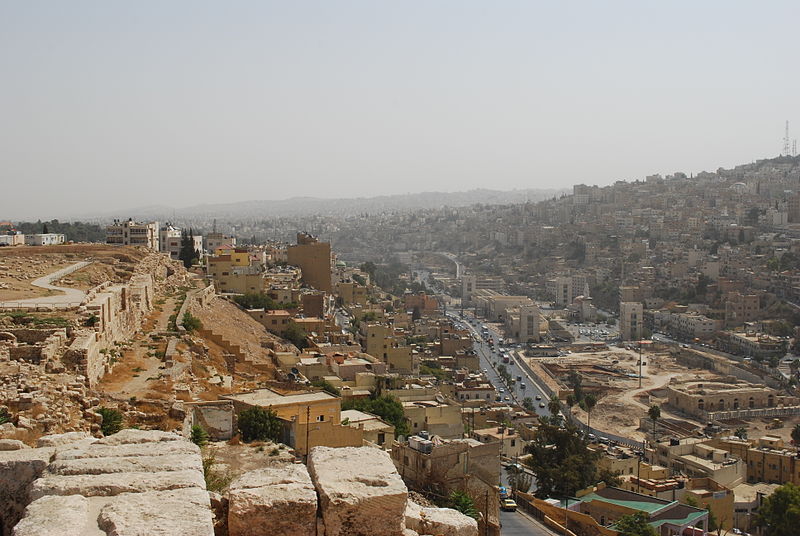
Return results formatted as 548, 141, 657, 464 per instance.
404, 500, 479, 536
228, 465, 317, 536
0, 447, 54, 535
308, 446, 408, 536
8, 429, 214, 536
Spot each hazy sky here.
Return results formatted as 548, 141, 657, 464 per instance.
1, 1, 798, 220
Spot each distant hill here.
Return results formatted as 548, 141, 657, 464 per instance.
76, 188, 567, 221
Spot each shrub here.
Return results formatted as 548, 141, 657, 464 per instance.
202, 454, 233, 493
97, 407, 123, 436
182, 311, 202, 333
190, 425, 209, 447
238, 407, 282, 443
448, 490, 478, 519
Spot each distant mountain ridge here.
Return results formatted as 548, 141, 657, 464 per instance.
76, 188, 567, 221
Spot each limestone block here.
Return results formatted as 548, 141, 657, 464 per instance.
94, 429, 185, 446
48, 453, 203, 476
55, 440, 199, 461
12, 495, 90, 536
228, 465, 317, 536
404, 500, 479, 536
0, 447, 55, 536
308, 446, 407, 536
36, 431, 94, 448
96, 488, 215, 536
0, 439, 28, 451
30, 468, 206, 499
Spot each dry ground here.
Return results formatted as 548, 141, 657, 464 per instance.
0, 245, 149, 300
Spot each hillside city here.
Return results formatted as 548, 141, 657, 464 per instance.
3, 153, 800, 536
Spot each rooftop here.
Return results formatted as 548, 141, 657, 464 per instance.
224, 388, 336, 407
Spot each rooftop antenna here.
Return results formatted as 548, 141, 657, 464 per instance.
783, 120, 791, 156
794, 139, 798, 157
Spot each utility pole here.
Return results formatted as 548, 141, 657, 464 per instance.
305, 406, 311, 459
639, 341, 643, 389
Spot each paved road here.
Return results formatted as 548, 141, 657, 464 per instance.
500, 509, 556, 536
0, 261, 91, 308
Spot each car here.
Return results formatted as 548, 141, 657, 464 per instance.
520, 383, 526, 389
500, 499, 517, 512
539, 402, 546, 408
499, 388, 504, 393
535, 395, 542, 400
504, 396, 510, 401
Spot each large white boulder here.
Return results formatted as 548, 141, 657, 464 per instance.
12, 495, 90, 536
0, 447, 54, 535
308, 446, 408, 536
404, 500, 479, 536
228, 465, 317, 536
96, 488, 214, 536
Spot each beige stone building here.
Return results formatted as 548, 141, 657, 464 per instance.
666, 380, 796, 417
287, 232, 332, 292
106, 219, 159, 250
619, 301, 643, 341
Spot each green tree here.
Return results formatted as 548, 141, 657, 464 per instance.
178, 229, 195, 269
238, 406, 282, 442
448, 490, 478, 519
522, 397, 535, 412
342, 394, 409, 436
584, 393, 597, 432
524, 418, 599, 498
97, 407, 123, 436
311, 378, 340, 396
754, 482, 800, 536
190, 424, 209, 447
284, 321, 309, 349
614, 512, 657, 536
734, 427, 748, 440
791, 424, 800, 447
648, 404, 661, 440
548, 395, 562, 420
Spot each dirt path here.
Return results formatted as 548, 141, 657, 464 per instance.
98, 295, 179, 399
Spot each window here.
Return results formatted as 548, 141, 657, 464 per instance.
378, 432, 385, 445
316, 415, 325, 422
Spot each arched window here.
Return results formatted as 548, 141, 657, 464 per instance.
698, 399, 705, 410
733, 398, 739, 410
749, 397, 755, 409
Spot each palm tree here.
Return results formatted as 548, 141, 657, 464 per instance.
648, 404, 661, 440
584, 394, 597, 432
548, 395, 562, 420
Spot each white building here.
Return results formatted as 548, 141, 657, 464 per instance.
24, 233, 65, 246
619, 302, 643, 341
106, 219, 159, 250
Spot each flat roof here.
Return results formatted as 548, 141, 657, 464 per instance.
580, 487, 672, 514
224, 388, 336, 407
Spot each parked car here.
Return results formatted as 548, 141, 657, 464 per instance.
500, 499, 517, 512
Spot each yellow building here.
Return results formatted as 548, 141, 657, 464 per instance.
223, 388, 362, 455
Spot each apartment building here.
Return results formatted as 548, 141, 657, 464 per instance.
106, 219, 159, 250
287, 232, 332, 292
724, 291, 761, 328
619, 302, 643, 341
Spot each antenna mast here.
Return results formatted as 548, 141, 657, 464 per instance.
783, 120, 791, 156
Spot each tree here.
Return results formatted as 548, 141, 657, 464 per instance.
284, 321, 309, 349
191, 424, 209, 447
342, 394, 409, 437
754, 483, 800, 536
238, 406, 282, 442
584, 393, 597, 432
448, 490, 478, 519
791, 424, 800, 447
508, 466, 533, 493
178, 229, 196, 269
522, 397, 535, 412
97, 407, 123, 436
548, 395, 562, 420
42, 223, 48, 234
614, 512, 657, 536
524, 419, 600, 498
648, 405, 661, 440
734, 427, 748, 440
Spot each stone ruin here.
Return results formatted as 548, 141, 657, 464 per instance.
1, 434, 478, 536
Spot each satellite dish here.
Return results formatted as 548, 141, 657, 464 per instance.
291, 367, 299, 375
287, 372, 296, 381
435, 394, 445, 404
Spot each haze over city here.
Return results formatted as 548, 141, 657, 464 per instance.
1, 1, 799, 219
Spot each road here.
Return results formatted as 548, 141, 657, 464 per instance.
0, 261, 91, 308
